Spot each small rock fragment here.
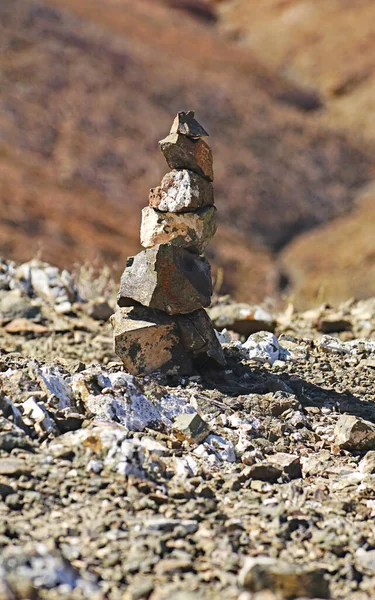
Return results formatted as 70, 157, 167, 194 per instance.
243, 332, 281, 365
169, 110, 209, 138
355, 548, 375, 576
246, 462, 282, 483
149, 170, 214, 212
208, 303, 275, 336
239, 556, 330, 599
83, 298, 113, 321
140, 205, 216, 253
118, 245, 212, 315
159, 133, 213, 180
316, 316, 352, 333
268, 452, 302, 479
173, 412, 209, 444
0, 291, 40, 325
4, 319, 48, 334
358, 450, 375, 473
23, 397, 59, 437
0, 458, 30, 477
334, 415, 375, 451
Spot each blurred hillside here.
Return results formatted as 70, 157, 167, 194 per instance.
1, 0, 374, 305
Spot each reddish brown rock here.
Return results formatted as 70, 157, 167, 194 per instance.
110, 306, 192, 376
159, 133, 214, 181
140, 205, 217, 254
149, 170, 214, 212
170, 110, 209, 138
117, 245, 212, 315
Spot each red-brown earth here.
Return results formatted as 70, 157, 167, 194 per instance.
0, 0, 374, 304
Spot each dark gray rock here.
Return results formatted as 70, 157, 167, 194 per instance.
0, 291, 40, 325
173, 413, 209, 444
117, 245, 212, 315
169, 110, 209, 138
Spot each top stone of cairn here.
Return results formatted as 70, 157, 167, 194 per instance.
170, 110, 209, 139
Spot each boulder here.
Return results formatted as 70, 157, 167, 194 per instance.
110, 307, 192, 376
149, 170, 214, 212
159, 133, 213, 181
117, 245, 212, 315
140, 205, 216, 254
169, 110, 209, 138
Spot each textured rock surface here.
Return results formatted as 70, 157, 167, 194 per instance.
169, 110, 209, 138
140, 205, 216, 253
208, 302, 275, 335
239, 556, 330, 598
117, 245, 212, 315
149, 170, 214, 212
334, 415, 375, 451
177, 309, 226, 366
111, 306, 192, 376
159, 133, 214, 181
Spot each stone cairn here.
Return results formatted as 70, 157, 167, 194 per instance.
110, 111, 225, 375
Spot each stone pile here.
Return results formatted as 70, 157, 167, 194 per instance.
111, 111, 225, 375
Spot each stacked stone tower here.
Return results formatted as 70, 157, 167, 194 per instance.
111, 111, 225, 375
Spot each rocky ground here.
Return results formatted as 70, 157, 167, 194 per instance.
1, 259, 375, 599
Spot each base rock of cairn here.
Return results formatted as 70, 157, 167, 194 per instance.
111, 111, 225, 376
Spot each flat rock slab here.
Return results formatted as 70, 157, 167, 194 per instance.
117, 245, 212, 315
110, 306, 192, 376
159, 133, 213, 181
140, 205, 216, 254
149, 170, 214, 212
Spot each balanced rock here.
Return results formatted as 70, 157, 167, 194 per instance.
170, 110, 209, 138
111, 306, 192, 376
149, 170, 214, 212
111, 306, 225, 375
159, 133, 214, 181
118, 245, 212, 315
140, 206, 217, 254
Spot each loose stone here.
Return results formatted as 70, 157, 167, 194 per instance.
239, 556, 330, 598
173, 413, 209, 444
169, 110, 209, 138
334, 415, 375, 451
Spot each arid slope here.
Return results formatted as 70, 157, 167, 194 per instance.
0, 0, 373, 302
